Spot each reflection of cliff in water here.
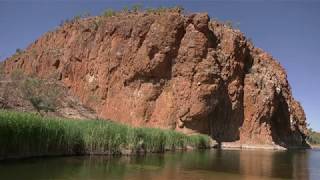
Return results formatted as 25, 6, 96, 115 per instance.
238, 150, 310, 179
292, 151, 310, 179
121, 150, 311, 179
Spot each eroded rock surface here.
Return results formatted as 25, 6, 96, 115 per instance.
1, 10, 308, 148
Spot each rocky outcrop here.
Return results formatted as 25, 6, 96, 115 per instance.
1, 10, 309, 148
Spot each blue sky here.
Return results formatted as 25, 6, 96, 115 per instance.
0, 0, 319, 131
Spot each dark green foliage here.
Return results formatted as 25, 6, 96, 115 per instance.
145, 7, 155, 13
90, 20, 100, 31
60, 12, 91, 26
131, 4, 142, 12
224, 20, 240, 30
103, 8, 116, 17
20, 77, 62, 115
0, 63, 4, 79
71, 15, 81, 23
15, 48, 24, 54
308, 130, 320, 145
174, 5, 184, 13
82, 12, 91, 18
59, 5, 185, 28
145, 6, 183, 14
10, 69, 24, 82
122, 6, 129, 13
0, 111, 211, 159
6, 71, 62, 115
12, 48, 25, 58
225, 20, 234, 28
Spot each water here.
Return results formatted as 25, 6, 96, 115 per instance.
0, 149, 320, 180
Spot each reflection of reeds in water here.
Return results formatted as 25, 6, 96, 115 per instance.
139, 150, 310, 180
292, 151, 310, 180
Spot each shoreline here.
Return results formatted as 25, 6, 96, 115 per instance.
217, 142, 311, 151
0, 147, 212, 161
220, 143, 286, 151
1, 142, 313, 161
311, 145, 320, 149
1, 143, 313, 161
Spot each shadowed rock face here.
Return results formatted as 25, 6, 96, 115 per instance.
1, 11, 308, 148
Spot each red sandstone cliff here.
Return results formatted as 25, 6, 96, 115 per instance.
1, 10, 309, 148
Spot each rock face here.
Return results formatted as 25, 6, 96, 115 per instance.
1, 10, 309, 148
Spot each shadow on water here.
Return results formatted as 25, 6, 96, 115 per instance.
0, 149, 318, 180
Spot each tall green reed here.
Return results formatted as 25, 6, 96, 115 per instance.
0, 110, 211, 159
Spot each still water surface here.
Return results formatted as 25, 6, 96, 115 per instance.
0, 149, 319, 180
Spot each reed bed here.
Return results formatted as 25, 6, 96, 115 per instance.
0, 110, 211, 159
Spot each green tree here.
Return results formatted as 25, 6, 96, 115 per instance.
131, 4, 142, 12
122, 6, 129, 13
103, 9, 115, 17
15, 48, 24, 54
20, 77, 62, 116
0, 63, 4, 80
307, 129, 320, 145
173, 5, 184, 13
10, 69, 24, 83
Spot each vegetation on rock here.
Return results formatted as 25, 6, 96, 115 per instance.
102, 9, 116, 17
7, 70, 62, 116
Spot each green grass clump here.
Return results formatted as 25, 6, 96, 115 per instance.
187, 134, 211, 148
102, 9, 116, 17
0, 110, 211, 159
0, 111, 84, 158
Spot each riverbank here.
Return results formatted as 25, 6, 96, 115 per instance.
218, 142, 310, 151
220, 142, 287, 150
311, 145, 320, 149
0, 110, 211, 160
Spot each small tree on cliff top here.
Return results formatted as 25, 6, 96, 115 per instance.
103, 9, 115, 17
0, 63, 4, 80
131, 4, 142, 12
